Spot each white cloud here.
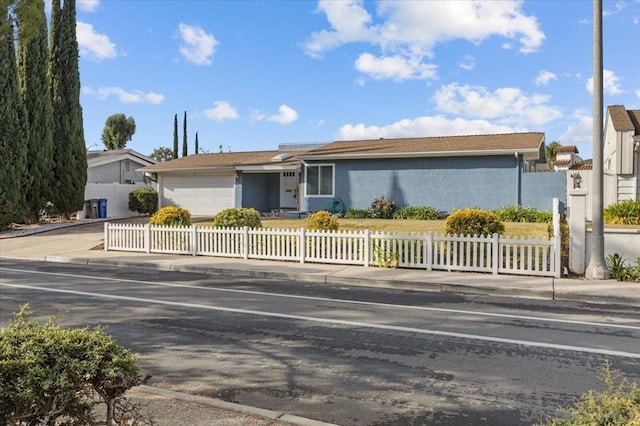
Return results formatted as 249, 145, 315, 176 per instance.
355, 53, 437, 81
558, 110, 592, 145
335, 115, 517, 141
636, 89, 640, 98
434, 83, 562, 126
76, 21, 116, 61
77, 0, 100, 12
178, 23, 218, 66
586, 69, 623, 95
535, 70, 557, 86
458, 55, 475, 71
267, 105, 298, 124
304, 1, 544, 81
83, 86, 164, 104
203, 101, 239, 121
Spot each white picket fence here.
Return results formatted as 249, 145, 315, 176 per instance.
104, 223, 561, 277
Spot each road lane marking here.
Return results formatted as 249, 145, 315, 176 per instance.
2, 266, 640, 331
2, 282, 640, 359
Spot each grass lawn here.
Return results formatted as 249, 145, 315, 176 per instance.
197, 218, 550, 238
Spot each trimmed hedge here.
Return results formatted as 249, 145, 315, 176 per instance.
128, 188, 158, 214
445, 208, 505, 236
213, 208, 262, 228
305, 210, 339, 231
149, 206, 191, 227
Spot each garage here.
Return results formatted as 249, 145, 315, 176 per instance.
160, 174, 235, 216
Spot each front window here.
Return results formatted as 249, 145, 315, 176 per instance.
305, 164, 334, 196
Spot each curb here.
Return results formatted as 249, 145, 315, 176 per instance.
135, 385, 337, 426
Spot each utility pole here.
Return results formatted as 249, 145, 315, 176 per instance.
585, 0, 609, 280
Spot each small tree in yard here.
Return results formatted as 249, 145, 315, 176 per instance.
101, 113, 136, 150
0, 304, 149, 426
128, 188, 158, 214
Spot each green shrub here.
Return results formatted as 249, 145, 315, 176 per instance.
213, 208, 262, 228
305, 210, 339, 231
548, 219, 569, 270
128, 188, 158, 214
0, 304, 145, 425
393, 206, 443, 220
370, 196, 396, 219
345, 208, 371, 219
149, 205, 191, 226
445, 208, 505, 236
606, 254, 640, 282
604, 200, 640, 225
540, 362, 640, 426
493, 205, 553, 223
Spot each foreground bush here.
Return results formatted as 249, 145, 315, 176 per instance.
128, 188, 158, 214
345, 207, 371, 219
393, 206, 443, 220
149, 205, 191, 227
0, 305, 146, 426
493, 205, 552, 223
540, 362, 640, 425
370, 196, 397, 219
445, 208, 505, 236
213, 208, 262, 228
604, 200, 640, 225
606, 254, 640, 282
305, 210, 339, 231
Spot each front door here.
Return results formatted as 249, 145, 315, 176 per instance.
280, 171, 298, 209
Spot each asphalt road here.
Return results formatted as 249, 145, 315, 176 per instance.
1, 258, 639, 426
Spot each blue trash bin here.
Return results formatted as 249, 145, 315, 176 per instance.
98, 199, 107, 218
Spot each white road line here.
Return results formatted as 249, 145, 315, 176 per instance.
2, 267, 640, 331
2, 282, 640, 359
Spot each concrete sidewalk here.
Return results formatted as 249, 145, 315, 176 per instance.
0, 219, 638, 425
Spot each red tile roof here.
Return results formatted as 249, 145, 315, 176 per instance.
553, 145, 578, 153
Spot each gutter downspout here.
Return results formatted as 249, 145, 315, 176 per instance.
515, 152, 522, 206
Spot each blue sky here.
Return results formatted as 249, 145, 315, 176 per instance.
73, 0, 640, 159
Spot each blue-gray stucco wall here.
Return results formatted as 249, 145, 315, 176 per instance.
302, 156, 566, 213
521, 171, 567, 210
241, 173, 280, 212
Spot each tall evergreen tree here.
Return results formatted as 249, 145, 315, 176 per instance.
49, 0, 86, 218
17, 0, 53, 223
182, 111, 187, 157
172, 113, 178, 159
194, 131, 199, 155
0, 7, 29, 230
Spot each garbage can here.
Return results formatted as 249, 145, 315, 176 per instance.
84, 200, 92, 219
90, 199, 99, 219
98, 199, 107, 218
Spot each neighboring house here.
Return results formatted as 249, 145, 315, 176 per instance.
553, 145, 580, 171
87, 149, 156, 184
297, 132, 565, 213
603, 105, 640, 206
80, 149, 157, 218
140, 145, 323, 216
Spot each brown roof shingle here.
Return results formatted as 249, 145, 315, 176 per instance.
553, 145, 579, 153
141, 150, 302, 171
300, 132, 545, 158
609, 105, 636, 132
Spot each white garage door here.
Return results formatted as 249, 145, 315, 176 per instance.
161, 174, 235, 216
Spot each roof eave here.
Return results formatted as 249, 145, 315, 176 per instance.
299, 148, 541, 161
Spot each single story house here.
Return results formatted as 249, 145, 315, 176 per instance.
603, 105, 640, 206
142, 133, 567, 217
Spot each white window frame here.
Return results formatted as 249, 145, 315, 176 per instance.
304, 163, 334, 197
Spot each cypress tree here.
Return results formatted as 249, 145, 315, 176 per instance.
182, 111, 187, 157
17, 0, 53, 223
195, 131, 199, 155
0, 6, 29, 230
50, 0, 86, 218
172, 113, 178, 159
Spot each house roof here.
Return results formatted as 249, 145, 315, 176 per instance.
141, 150, 303, 173
298, 132, 546, 160
554, 160, 571, 167
569, 162, 593, 171
87, 149, 156, 168
553, 145, 579, 153
609, 105, 640, 133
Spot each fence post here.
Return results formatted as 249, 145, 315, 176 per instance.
145, 224, 151, 253
553, 196, 564, 278
243, 226, 249, 260
425, 232, 433, 271
104, 222, 109, 251
191, 225, 197, 256
363, 229, 370, 267
492, 233, 499, 275
299, 228, 306, 264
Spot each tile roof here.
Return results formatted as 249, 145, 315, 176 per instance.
554, 160, 571, 167
299, 132, 545, 159
569, 163, 593, 171
553, 145, 579, 153
141, 150, 302, 171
